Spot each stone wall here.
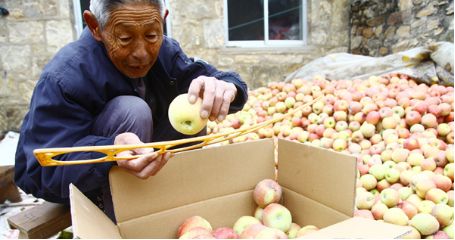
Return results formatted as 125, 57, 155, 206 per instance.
0, 0, 74, 133
0, 0, 350, 133
1, 0, 452, 133
350, 0, 454, 56
167, 0, 350, 89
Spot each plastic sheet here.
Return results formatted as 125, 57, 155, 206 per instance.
285, 42, 454, 86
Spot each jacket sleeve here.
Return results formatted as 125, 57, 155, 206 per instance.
14, 73, 115, 203
167, 38, 249, 113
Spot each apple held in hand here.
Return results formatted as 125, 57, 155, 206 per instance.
169, 93, 208, 135
253, 179, 282, 208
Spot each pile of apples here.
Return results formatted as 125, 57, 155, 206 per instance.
177, 179, 318, 239
207, 74, 454, 239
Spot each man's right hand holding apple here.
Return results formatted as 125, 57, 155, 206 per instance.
114, 132, 171, 179
187, 75, 238, 122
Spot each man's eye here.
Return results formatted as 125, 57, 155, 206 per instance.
146, 34, 159, 42
119, 36, 132, 43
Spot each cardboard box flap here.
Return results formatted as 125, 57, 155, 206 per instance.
69, 184, 121, 239
110, 139, 276, 223
277, 139, 356, 216
302, 217, 413, 238
282, 187, 350, 228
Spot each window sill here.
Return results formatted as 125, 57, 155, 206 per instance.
219, 45, 320, 55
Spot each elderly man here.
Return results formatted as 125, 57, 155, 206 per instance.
14, 0, 248, 221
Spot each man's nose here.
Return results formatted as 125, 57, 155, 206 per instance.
132, 40, 149, 61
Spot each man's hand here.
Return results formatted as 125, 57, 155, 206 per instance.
114, 132, 171, 179
187, 76, 237, 122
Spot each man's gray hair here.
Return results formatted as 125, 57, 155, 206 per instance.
89, 0, 166, 29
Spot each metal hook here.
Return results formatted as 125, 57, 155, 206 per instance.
0, 7, 9, 17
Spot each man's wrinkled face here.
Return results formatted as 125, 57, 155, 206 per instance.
100, 3, 163, 78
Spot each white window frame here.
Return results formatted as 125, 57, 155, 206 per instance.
72, 0, 84, 37
72, 0, 172, 38
224, 0, 307, 48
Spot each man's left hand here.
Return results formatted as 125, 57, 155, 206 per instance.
187, 76, 237, 122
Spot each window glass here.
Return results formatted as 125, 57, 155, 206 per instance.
268, 0, 302, 40
80, 0, 90, 29
227, 0, 264, 41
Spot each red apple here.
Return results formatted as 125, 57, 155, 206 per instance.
366, 111, 380, 125
399, 200, 418, 219
177, 216, 213, 237
233, 216, 261, 236
179, 227, 214, 239
253, 179, 282, 208
212, 227, 239, 239
405, 111, 422, 126
421, 114, 438, 128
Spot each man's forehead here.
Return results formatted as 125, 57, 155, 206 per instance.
108, 4, 163, 24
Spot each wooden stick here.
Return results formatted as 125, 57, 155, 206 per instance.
34, 96, 322, 166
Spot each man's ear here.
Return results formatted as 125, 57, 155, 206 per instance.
83, 10, 102, 41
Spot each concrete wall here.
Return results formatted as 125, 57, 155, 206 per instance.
0, 0, 74, 133
167, 0, 350, 89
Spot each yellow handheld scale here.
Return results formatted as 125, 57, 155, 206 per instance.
34, 96, 322, 166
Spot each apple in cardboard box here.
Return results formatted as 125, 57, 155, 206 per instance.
168, 94, 208, 135
177, 215, 213, 238
212, 227, 239, 239
262, 203, 292, 233
253, 179, 283, 208
254, 207, 264, 221
295, 225, 319, 238
179, 227, 214, 239
287, 223, 301, 239
233, 216, 261, 236
239, 223, 266, 238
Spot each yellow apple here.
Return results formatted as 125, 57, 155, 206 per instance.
168, 93, 208, 135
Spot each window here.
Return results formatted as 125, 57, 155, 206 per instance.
72, 0, 171, 37
224, 0, 307, 47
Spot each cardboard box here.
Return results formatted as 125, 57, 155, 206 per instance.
69, 139, 412, 238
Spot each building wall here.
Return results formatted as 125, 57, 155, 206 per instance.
167, 0, 350, 89
0, 0, 453, 133
0, 0, 74, 133
350, 0, 454, 56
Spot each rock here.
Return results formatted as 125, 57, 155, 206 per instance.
399, 0, 414, 10
379, 47, 389, 56
362, 27, 375, 38
417, 4, 437, 18
396, 25, 411, 38
388, 12, 403, 25
367, 16, 385, 27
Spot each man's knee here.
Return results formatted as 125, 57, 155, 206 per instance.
93, 96, 152, 142
108, 96, 152, 124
